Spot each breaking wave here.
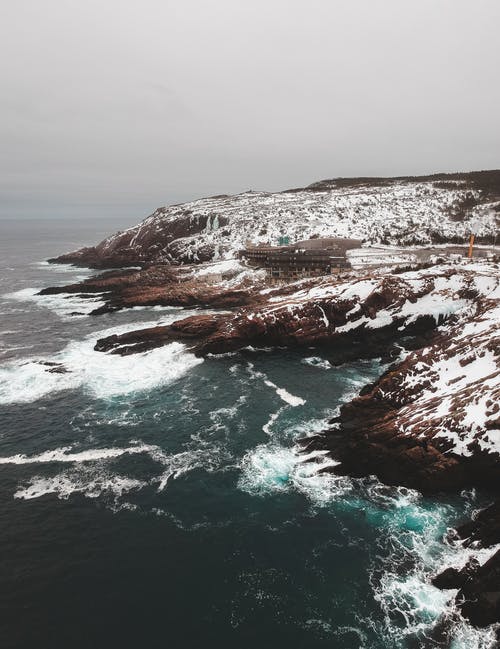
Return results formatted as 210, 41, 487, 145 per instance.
301, 356, 332, 370
239, 438, 499, 646
238, 445, 346, 502
368, 486, 500, 648
3, 287, 107, 319
0, 443, 158, 465
235, 370, 500, 648
0, 320, 203, 404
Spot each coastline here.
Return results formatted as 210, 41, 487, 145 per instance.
41, 248, 500, 633
3, 171, 500, 644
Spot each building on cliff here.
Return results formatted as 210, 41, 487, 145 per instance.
239, 237, 362, 282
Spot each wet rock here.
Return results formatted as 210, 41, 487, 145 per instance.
46, 366, 69, 374
35, 361, 70, 374
458, 552, 500, 627
456, 500, 500, 548
432, 558, 480, 589
94, 314, 225, 356
433, 503, 500, 628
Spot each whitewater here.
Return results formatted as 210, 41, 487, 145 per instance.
0, 217, 498, 649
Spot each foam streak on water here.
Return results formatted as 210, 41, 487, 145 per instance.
15, 468, 145, 501
0, 443, 158, 465
245, 361, 306, 406
9, 441, 224, 504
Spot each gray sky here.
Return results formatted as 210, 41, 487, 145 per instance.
1, 0, 499, 220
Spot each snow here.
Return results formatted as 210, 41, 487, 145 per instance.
92, 180, 500, 265
317, 305, 329, 328
398, 293, 469, 326
348, 248, 418, 268
191, 258, 243, 277
395, 297, 500, 457
240, 262, 499, 461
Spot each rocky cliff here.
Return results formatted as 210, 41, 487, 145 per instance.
92, 262, 498, 363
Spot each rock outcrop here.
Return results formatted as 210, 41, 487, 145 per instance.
432, 501, 500, 629
282, 264, 498, 490
39, 260, 267, 313
310, 294, 499, 493
93, 262, 498, 364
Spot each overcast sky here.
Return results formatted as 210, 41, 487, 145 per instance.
1, 0, 499, 220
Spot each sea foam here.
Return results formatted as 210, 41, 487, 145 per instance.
366, 485, 500, 648
246, 362, 306, 407
8, 441, 221, 504
238, 444, 344, 502
0, 443, 158, 465
15, 469, 145, 501
3, 287, 107, 319
301, 356, 332, 370
0, 320, 203, 404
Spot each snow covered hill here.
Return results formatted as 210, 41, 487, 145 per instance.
52, 171, 500, 268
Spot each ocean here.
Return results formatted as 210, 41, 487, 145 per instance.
0, 217, 497, 648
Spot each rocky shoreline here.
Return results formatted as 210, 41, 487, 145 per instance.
432, 502, 500, 628
42, 256, 500, 633
41, 170, 500, 635
39, 263, 260, 313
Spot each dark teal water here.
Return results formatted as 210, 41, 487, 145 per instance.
0, 218, 497, 648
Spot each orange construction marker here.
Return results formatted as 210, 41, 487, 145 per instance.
468, 233, 475, 259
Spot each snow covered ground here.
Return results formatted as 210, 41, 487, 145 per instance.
186, 258, 266, 286
90, 179, 499, 265
397, 298, 500, 457
241, 261, 500, 459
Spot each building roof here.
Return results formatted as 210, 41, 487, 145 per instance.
293, 237, 363, 250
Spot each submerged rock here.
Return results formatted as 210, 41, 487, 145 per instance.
34, 361, 70, 374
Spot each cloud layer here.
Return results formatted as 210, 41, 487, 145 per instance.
1, 0, 499, 218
